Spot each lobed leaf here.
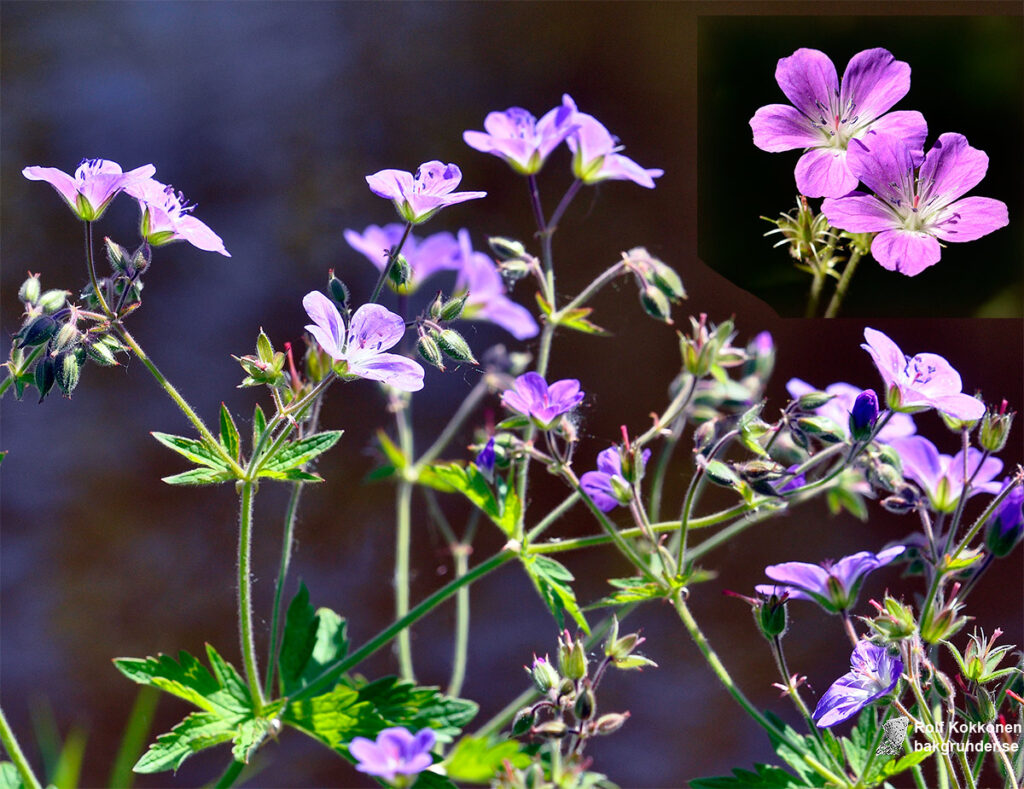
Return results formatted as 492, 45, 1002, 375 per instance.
429, 462, 520, 537
349, 676, 478, 744
260, 430, 343, 473
162, 468, 235, 486
521, 555, 589, 633
151, 432, 228, 470
444, 735, 529, 784
278, 583, 349, 696
113, 649, 251, 718
132, 712, 238, 774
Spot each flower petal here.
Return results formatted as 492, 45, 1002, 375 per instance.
475, 297, 539, 340
348, 353, 425, 392
795, 148, 858, 198
750, 104, 821, 152
891, 436, 943, 495
763, 560, 830, 595
775, 48, 838, 119
175, 214, 230, 256
929, 196, 1009, 243
821, 193, 899, 233
303, 291, 346, 359
919, 133, 989, 207
346, 303, 407, 357
840, 48, 910, 123
866, 111, 927, 163
595, 447, 622, 477
22, 166, 80, 208
845, 133, 916, 200
870, 229, 941, 276
366, 169, 414, 201
581, 470, 618, 512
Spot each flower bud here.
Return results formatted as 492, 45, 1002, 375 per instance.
979, 402, 1014, 453
416, 333, 445, 371
438, 293, 469, 322
130, 244, 151, 275
497, 258, 531, 285
85, 338, 118, 366
646, 259, 687, 302
38, 289, 69, 314
488, 236, 526, 261
881, 485, 919, 515
52, 322, 80, 354
18, 274, 41, 305
387, 253, 411, 288
105, 237, 131, 273
327, 272, 350, 309
558, 633, 588, 681
34, 355, 56, 401
702, 459, 739, 488
985, 483, 1024, 558
434, 329, 477, 365
795, 416, 844, 444
639, 285, 672, 323
758, 591, 789, 638
849, 390, 879, 441
526, 655, 560, 693
592, 712, 629, 736
15, 315, 58, 347
920, 586, 969, 645
964, 687, 997, 726
862, 595, 916, 642
795, 390, 835, 411
511, 709, 535, 737
532, 720, 568, 738
54, 350, 82, 396
574, 687, 596, 721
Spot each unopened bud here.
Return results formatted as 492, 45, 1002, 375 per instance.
979, 403, 1014, 453
574, 687, 596, 721
559, 635, 588, 681
327, 273, 350, 309
511, 709, 535, 737
417, 334, 445, 371
985, 483, 1024, 558
52, 322, 80, 354
647, 260, 687, 302
387, 254, 411, 288
796, 416, 844, 444
438, 293, 469, 322
34, 356, 56, 401
18, 274, 41, 305
639, 285, 672, 323
256, 330, 275, 364
593, 712, 629, 736
105, 238, 131, 273
15, 315, 58, 347
849, 390, 879, 441
795, 391, 834, 411
85, 338, 118, 366
532, 720, 568, 738
54, 350, 82, 396
435, 329, 477, 364
488, 236, 527, 261
527, 655, 560, 693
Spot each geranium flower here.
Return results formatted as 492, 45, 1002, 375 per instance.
861, 328, 985, 421
452, 230, 538, 340
344, 224, 460, 293
501, 372, 584, 429
813, 641, 903, 728
366, 161, 485, 224
563, 95, 664, 188
822, 133, 1008, 275
463, 96, 578, 174
581, 446, 651, 512
889, 435, 1003, 513
349, 727, 435, 783
986, 479, 1024, 557
756, 546, 905, 613
22, 158, 155, 221
302, 291, 424, 392
786, 378, 916, 442
125, 178, 230, 256
750, 47, 926, 197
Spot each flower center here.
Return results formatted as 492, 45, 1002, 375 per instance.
506, 108, 538, 140
413, 163, 457, 194
155, 185, 195, 219
902, 355, 936, 386
811, 92, 860, 147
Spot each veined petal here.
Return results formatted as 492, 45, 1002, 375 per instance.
764, 561, 830, 594
568, 113, 616, 163
475, 297, 539, 340
344, 224, 408, 272
366, 169, 415, 201
515, 372, 550, 407
580, 471, 618, 512
795, 148, 858, 198
891, 436, 943, 494
775, 48, 838, 119
175, 214, 230, 256
597, 154, 663, 188
348, 353, 425, 392
845, 133, 916, 200
930, 196, 1009, 243
547, 378, 583, 409
906, 352, 963, 401
822, 193, 899, 233
927, 393, 986, 422
840, 48, 910, 123
303, 291, 346, 359
870, 229, 941, 276
22, 166, 79, 207
346, 303, 406, 357
750, 104, 821, 152
867, 111, 927, 163
595, 447, 622, 477
861, 328, 904, 391
919, 133, 989, 207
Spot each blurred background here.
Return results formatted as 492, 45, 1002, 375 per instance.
1, 2, 1021, 787
700, 14, 1024, 317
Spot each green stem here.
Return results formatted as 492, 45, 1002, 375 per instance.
115, 325, 245, 477
525, 491, 580, 544
395, 396, 416, 681
212, 759, 245, 789
824, 247, 865, 319
553, 261, 627, 317
806, 266, 827, 318
292, 550, 516, 702
446, 545, 471, 698
264, 480, 305, 697
84, 221, 114, 317
0, 705, 42, 789
547, 178, 583, 233
635, 374, 696, 448
647, 418, 685, 522
369, 222, 413, 305
237, 480, 266, 710
672, 591, 850, 787
515, 321, 556, 535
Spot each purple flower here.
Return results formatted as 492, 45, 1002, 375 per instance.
861, 328, 985, 421
23, 158, 156, 222
813, 641, 903, 728
889, 435, 1003, 513
581, 446, 652, 512
463, 96, 578, 175
344, 224, 461, 293
501, 372, 584, 429
475, 436, 496, 481
303, 291, 424, 392
349, 727, 435, 783
755, 546, 905, 613
775, 464, 808, 494
986, 479, 1024, 558
452, 230, 539, 340
787, 377, 917, 442
750, 47, 926, 198
563, 95, 664, 188
366, 161, 486, 224
822, 133, 1009, 276
124, 178, 230, 256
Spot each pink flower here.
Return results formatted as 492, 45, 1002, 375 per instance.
366, 161, 485, 224
23, 158, 155, 221
563, 95, 663, 188
125, 178, 230, 256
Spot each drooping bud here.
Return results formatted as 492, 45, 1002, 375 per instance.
881, 486, 919, 515
795, 416, 844, 444
848, 390, 879, 441
34, 355, 56, 401
574, 687, 596, 721
85, 337, 118, 366
639, 285, 673, 323
387, 253, 411, 289
105, 237, 132, 273
327, 271, 350, 309
592, 712, 630, 736
532, 720, 568, 738
795, 390, 835, 411
18, 273, 41, 305
488, 236, 527, 261
38, 289, 69, 314
511, 708, 535, 737
15, 315, 58, 347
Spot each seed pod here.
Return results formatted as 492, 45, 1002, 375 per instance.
435, 329, 477, 364
416, 334, 445, 371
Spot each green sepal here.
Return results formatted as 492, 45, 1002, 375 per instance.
278, 582, 349, 696
162, 468, 236, 486
428, 462, 520, 537
151, 432, 230, 471
521, 554, 589, 633
258, 430, 342, 474
219, 403, 241, 462
443, 735, 530, 784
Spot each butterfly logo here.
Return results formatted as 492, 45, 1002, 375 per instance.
876, 715, 910, 756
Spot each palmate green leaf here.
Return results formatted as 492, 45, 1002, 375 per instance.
260, 430, 343, 473
255, 468, 325, 483
278, 583, 349, 696
348, 676, 478, 744
764, 711, 834, 788
444, 735, 530, 784
282, 684, 374, 749
114, 648, 250, 718
521, 555, 589, 633
219, 403, 241, 462
132, 711, 238, 774
428, 462, 520, 537
689, 763, 806, 788
151, 432, 228, 470
162, 467, 236, 486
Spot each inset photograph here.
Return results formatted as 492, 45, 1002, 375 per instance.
699, 15, 1023, 317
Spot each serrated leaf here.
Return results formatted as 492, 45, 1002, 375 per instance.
256, 468, 324, 483
764, 711, 832, 787
428, 462, 520, 537
279, 583, 349, 696
231, 717, 275, 765
205, 644, 250, 711
219, 404, 241, 462
133, 712, 237, 774
260, 430, 343, 473
283, 685, 370, 749
151, 432, 228, 470
880, 748, 929, 778
444, 736, 529, 783
521, 555, 589, 633
113, 650, 251, 718
350, 676, 478, 744
162, 468, 236, 486
587, 576, 667, 608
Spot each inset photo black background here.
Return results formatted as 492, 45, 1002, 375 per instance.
699, 15, 1024, 318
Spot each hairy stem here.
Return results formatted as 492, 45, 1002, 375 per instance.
237, 480, 266, 710
0, 705, 42, 789
824, 247, 864, 319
